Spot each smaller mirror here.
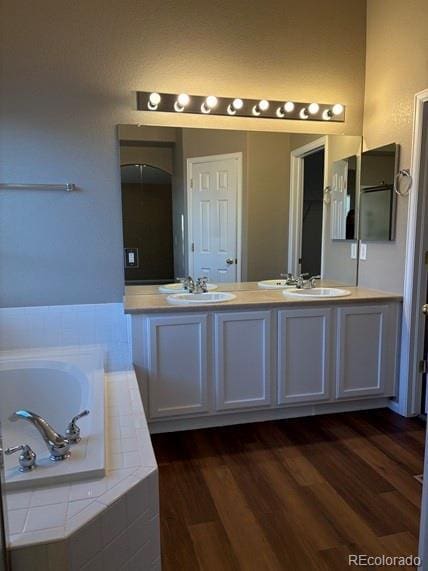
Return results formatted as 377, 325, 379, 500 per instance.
359, 143, 399, 241
331, 154, 358, 240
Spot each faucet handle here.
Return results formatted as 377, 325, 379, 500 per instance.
66, 410, 90, 444
5, 444, 36, 472
197, 276, 209, 292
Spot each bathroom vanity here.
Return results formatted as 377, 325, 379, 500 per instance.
126, 284, 402, 433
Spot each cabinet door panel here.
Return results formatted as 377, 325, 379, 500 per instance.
278, 308, 332, 404
214, 311, 271, 410
147, 314, 208, 418
336, 305, 389, 398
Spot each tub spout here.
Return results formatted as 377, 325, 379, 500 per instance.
10, 410, 71, 461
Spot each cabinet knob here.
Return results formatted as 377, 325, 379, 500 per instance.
423, 304, 428, 315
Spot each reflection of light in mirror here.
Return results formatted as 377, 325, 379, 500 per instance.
322, 109, 332, 120
299, 108, 309, 119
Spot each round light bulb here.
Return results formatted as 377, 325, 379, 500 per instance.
284, 101, 295, 113
308, 103, 319, 115
177, 93, 190, 107
258, 99, 269, 112
299, 108, 309, 120
332, 103, 344, 116
232, 98, 243, 110
206, 95, 218, 109
276, 107, 285, 118
149, 92, 161, 106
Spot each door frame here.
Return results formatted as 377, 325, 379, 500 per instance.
288, 136, 329, 276
396, 89, 428, 417
186, 152, 243, 281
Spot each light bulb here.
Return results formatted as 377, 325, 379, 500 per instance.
201, 95, 218, 113
227, 98, 244, 115
332, 103, 344, 116
258, 99, 269, 111
308, 103, 319, 115
177, 93, 190, 107
174, 93, 190, 112
322, 109, 332, 121
206, 96, 218, 109
299, 108, 309, 120
277, 101, 295, 117
148, 92, 161, 110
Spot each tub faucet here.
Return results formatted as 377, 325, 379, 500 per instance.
9, 410, 71, 461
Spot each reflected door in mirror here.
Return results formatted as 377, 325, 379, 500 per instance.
190, 155, 239, 282
331, 155, 357, 241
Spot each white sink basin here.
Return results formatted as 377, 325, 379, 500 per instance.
159, 283, 217, 294
258, 279, 294, 289
283, 287, 351, 298
167, 292, 236, 305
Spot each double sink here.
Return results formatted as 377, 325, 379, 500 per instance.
159, 281, 351, 305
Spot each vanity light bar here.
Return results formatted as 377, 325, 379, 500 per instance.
137, 92, 345, 122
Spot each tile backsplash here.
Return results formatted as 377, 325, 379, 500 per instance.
0, 303, 132, 371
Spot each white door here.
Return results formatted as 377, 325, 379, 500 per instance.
189, 154, 241, 282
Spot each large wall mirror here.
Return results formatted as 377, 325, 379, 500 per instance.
118, 125, 363, 288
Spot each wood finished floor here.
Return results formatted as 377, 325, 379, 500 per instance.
151, 409, 426, 571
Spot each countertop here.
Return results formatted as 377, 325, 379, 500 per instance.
124, 282, 402, 314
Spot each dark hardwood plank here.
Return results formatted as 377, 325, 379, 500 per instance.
151, 408, 425, 570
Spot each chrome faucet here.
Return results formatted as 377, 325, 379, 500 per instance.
296, 274, 321, 289
182, 276, 208, 293
184, 276, 196, 292
65, 410, 90, 444
9, 410, 71, 461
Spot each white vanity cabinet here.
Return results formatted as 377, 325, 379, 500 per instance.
214, 310, 272, 411
145, 314, 209, 418
131, 298, 401, 429
335, 304, 397, 399
277, 308, 332, 405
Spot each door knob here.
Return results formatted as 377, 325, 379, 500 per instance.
226, 258, 234, 265
423, 304, 428, 315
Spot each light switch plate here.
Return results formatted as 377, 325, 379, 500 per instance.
359, 243, 367, 261
350, 243, 358, 260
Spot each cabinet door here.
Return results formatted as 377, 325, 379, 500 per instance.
147, 314, 208, 418
278, 308, 332, 404
214, 311, 272, 410
336, 305, 390, 399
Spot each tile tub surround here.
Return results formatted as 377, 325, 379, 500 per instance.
6, 370, 160, 571
0, 303, 132, 372
124, 284, 402, 314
